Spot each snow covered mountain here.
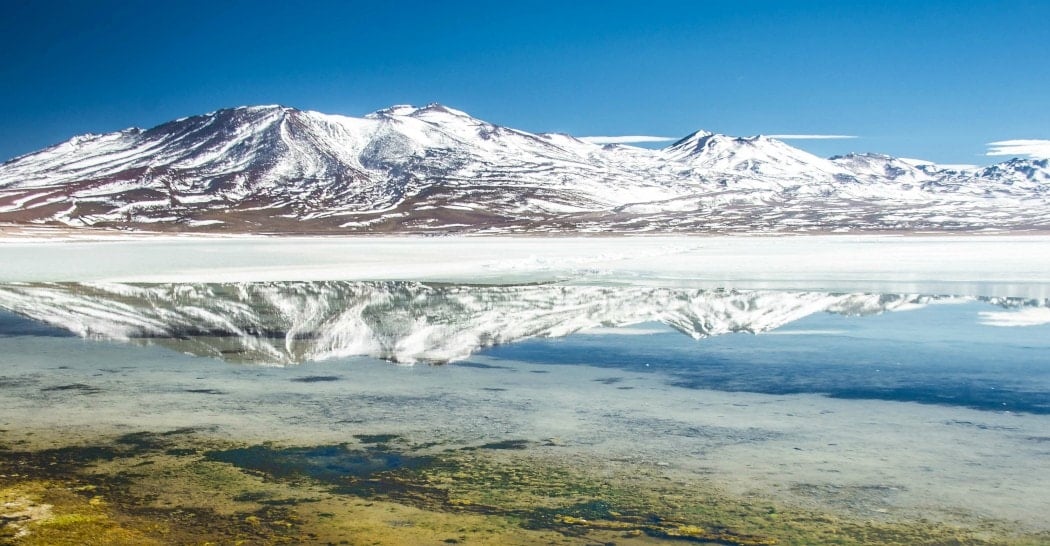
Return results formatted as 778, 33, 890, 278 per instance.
0, 104, 1047, 233
0, 281, 965, 364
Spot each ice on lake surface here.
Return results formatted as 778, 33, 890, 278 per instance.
3, 235, 1050, 298
1, 237, 1049, 543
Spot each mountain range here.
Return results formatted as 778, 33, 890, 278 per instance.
0, 104, 1047, 234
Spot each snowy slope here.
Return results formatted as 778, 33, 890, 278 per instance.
0, 104, 1048, 233
664, 131, 852, 182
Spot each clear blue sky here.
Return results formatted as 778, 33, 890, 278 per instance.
2, 0, 1048, 165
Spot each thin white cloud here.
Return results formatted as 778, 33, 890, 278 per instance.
766, 134, 858, 140
578, 135, 677, 144
985, 139, 1050, 159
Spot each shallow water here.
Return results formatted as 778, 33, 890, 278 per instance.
0, 279, 1048, 544
486, 303, 1050, 413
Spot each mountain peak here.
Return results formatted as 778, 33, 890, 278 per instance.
664, 129, 787, 156
235, 104, 286, 112
367, 103, 475, 120
830, 152, 892, 161
660, 127, 852, 179
200, 104, 292, 120
667, 129, 717, 149
367, 104, 417, 117
416, 102, 469, 115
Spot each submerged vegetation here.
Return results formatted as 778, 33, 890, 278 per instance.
2, 428, 1046, 545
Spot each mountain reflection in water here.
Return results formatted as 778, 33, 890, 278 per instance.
0, 281, 1046, 366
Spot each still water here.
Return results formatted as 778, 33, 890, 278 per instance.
0, 281, 1048, 544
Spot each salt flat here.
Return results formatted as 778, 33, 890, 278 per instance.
1, 235, 1049, 298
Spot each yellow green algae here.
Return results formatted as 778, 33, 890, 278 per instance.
1, 428, 1047, 545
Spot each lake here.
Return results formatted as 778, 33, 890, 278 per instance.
0, 237, 1048, 544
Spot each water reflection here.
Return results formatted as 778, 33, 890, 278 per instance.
0, 281, 1045, 365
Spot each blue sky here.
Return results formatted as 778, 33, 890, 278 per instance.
1, 0, 1048, 165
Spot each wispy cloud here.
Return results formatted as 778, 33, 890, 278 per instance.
766, 134, 858, 140
985, 139, 1050, 159
578, 135, 677, 144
